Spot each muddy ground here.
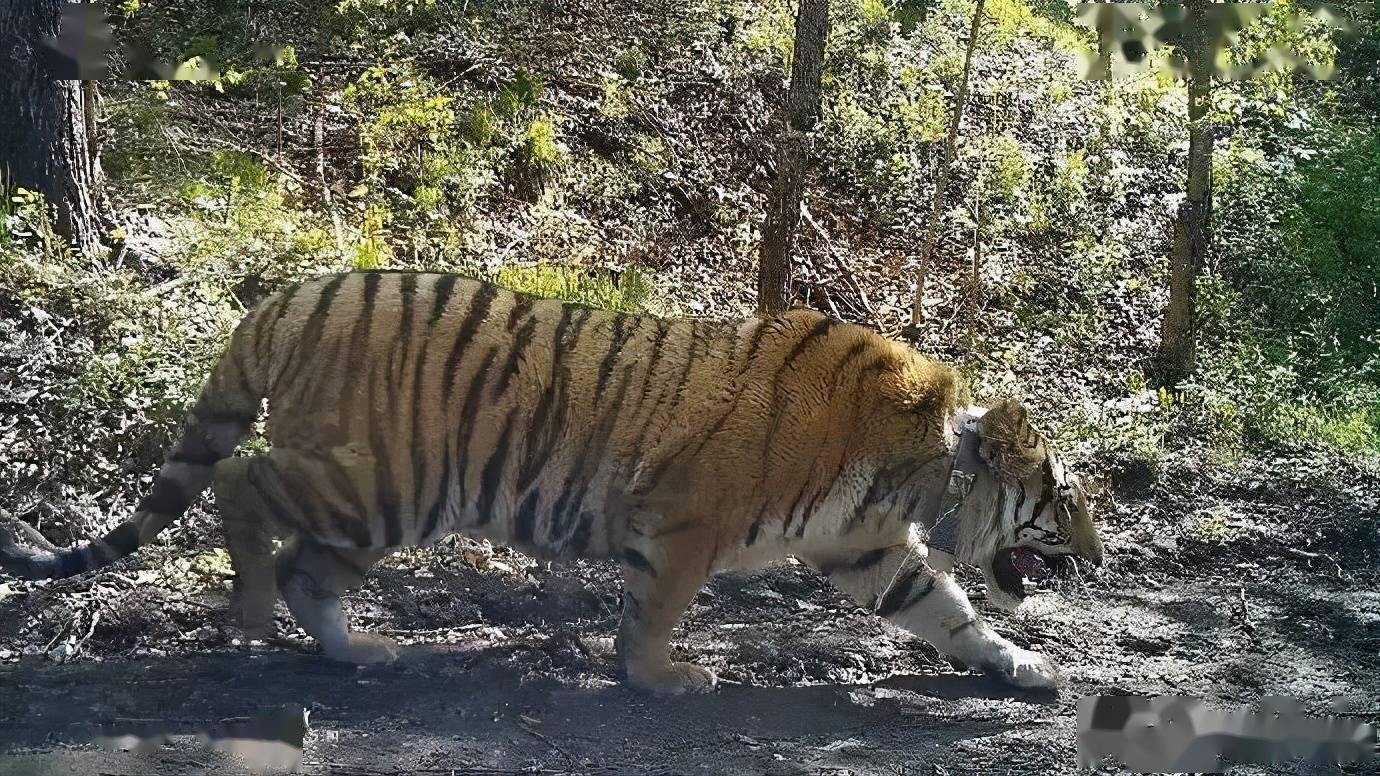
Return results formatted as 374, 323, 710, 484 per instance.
1, 455, 1377, 775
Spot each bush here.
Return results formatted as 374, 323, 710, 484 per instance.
494, 264, 671, 316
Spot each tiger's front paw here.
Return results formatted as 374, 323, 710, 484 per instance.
989, 646, 1060, 690
345, 632, 400, 665
626, 661, 718, 695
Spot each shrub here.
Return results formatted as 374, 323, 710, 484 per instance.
495, 264, 671, 316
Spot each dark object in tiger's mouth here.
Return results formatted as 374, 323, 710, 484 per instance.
993, 547, 1057, 599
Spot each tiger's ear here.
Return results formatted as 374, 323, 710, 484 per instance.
977, 399, 1047, 482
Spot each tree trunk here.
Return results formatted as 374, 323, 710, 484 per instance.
1155, 0, 1214, 386
906, 0, 985, 331
0, 0, 113, 257
757, 0, 830, 316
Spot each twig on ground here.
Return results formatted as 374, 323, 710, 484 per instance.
518, 717, 577, 766
1236, 585, 1257, 642
70, 601, 104, 660
143, 275, 193, 298
1276, 546, 1347, 580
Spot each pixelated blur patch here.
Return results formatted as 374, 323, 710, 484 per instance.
1078, 695, 1377, 772
36, 3, 288, 81
96, 705, 308, 772
1075, 2, 1375, 81
40, 3, 112, 79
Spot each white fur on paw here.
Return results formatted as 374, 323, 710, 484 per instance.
1001, 647, 1060, 690
629, 661, 718, 695
346, 632, 400, 665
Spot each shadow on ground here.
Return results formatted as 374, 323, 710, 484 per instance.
0, 647, 1046, 775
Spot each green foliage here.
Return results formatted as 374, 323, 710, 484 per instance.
494, 264, 671, 316
2, 192, 242, 535
520, 116, 566, 171
344, 66, 460, 188
985, 0, 1090, 53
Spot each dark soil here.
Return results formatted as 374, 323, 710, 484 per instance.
2, 456, 1378, 775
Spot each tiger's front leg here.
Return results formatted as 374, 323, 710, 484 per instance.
615, 530, 717, 695
808, 537, 1059, 690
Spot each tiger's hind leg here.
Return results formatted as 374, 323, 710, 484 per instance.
616, 532, 717, 694
276, 539, 396, 664
213, 457, 284, 641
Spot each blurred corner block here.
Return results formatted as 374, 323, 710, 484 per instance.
1078, 695, 1377, 772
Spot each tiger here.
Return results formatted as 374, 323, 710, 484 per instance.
0, 270, 1103, 693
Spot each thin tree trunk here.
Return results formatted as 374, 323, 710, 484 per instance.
314, 102, 346, 257
0, 0, 114, 258
907, 0, 985, 331
758, 0, 830, 316
1156, 0, 1214, 386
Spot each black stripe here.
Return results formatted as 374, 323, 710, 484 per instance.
552, 357, 637, 549
429, 274, 459, 324
948, 620, 978, 638
506, 293, 535, 329
454, 346, 500, 510
852, 548, 887, 569
475, 409, 517, 525
852, 461, 913, 524
256, 282, 301, 370
779, 317, 835, 375
291, 467, 345, 541
494, 299, 539, 396
321, 459, 376, 546
620, 319, 678, 469
514, 489, 540, 545
517, 306, 578, 489
817, 547, 889, 577
409, 276, 438, 528
245, 463, 307, 533
359, 275, 403, 546
566, 511, 593, 555
338, 275, 377, 440
743, 317, 773, 365
594, 315, 633, 395
225, 340, 258, 399
442, 282, 500, 404
396, 272, 419, 380
621, 548, 656, 576
666, 320, 702, 414
271, 273, 347, 395
761, 317, 838, 459
636, 317, 792, 496
876, 570, 934, 618
419, 442, 453, 542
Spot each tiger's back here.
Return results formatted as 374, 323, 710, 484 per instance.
243, 271, 762, 558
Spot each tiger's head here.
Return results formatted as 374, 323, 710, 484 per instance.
956, 399, 1104, 610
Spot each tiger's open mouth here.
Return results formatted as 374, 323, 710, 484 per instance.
992, 547, 1059, 600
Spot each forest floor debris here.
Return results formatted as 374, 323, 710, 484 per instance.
1, 458, 1377, 775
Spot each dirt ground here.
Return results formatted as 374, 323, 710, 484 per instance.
2, 455, 1378, 775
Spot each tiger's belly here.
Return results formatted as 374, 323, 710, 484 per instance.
440, 482, 624, 562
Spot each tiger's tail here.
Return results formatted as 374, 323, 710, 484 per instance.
0, 308, 269, 580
